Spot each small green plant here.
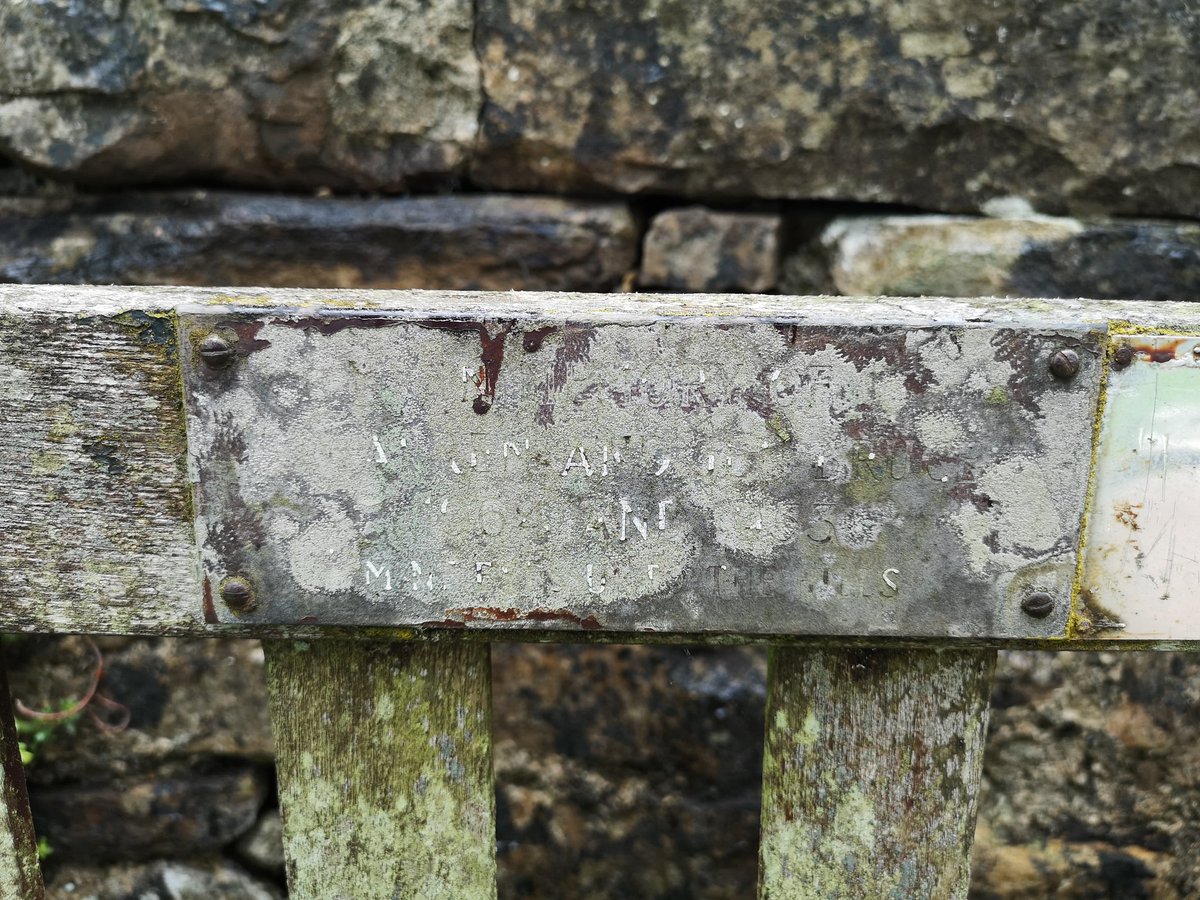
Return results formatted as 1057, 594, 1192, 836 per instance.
15, 702, 82, 767
12, 636, 128, 768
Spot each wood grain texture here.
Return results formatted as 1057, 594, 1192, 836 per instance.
758, 647, 996, 899
0, 298, 200, 634
0, 650, 44, 900
265, 639, 496, 900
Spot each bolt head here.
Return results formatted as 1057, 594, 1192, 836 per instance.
1192, 345, 1200, 358
1049, 349, 1080, 379
1112, 344, 1134, 370
199, 334, 236, 368
220, 576, 256, 613
1021, 591, 1055, 619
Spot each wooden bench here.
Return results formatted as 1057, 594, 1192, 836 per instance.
1, 284, 1194, 898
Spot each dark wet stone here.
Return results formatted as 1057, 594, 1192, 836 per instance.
0, 191, 636, 291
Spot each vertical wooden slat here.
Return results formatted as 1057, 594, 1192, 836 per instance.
0, 647, 44, 899
758, 647, 996, 900
265, 639, 495, 900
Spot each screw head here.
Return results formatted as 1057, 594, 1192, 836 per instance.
1112, 344, 1134, 370
1021, 591, 1055, 619
199, 334, 236, 368
1192, 345, 1200, 358
220, 576, 256, 613
1048, 349, 1080, 379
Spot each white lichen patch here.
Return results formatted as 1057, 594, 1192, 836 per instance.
836, 503, 892, 549
951, 457, 1063, 577
0, 363, 35, 402
285, 506, 361, 593
913, 408, 969, 456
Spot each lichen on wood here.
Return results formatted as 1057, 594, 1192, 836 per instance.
758, 647, 996, 899
0, 297, 199, 635
265, 639, 495, 899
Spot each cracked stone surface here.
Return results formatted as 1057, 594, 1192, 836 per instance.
472, 0, 1200, 215
0, 0, 479, 190
0, 191, 637, 291
5, 0, 1200, 216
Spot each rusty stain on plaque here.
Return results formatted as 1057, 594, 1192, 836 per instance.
180, 303, 1101, 637
1080, 334, 1200, 639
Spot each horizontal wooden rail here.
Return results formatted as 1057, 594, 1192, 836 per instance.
1, 285, 1197, 646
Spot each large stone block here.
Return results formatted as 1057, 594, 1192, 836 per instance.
0, 191, 637, 290
31, 769, 267, 861
786, 213, 1200, 302
973, 651, 1200, 897
6, 0, 1199, 213
474, 0, 1200, 215
0, 0, 479, 189
639, 206, 780, 292
492, 644, 766, 899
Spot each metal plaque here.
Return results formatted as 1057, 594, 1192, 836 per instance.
1080, 334, 1200, 639
182, 305, 1100, 637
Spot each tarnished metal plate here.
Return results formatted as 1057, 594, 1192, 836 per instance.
181, 307, 1100, 637
1080, 334, 1200, 639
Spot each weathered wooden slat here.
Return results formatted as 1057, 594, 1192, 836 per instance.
0, 289, 201, 634
265, 639, 495, 900
3, 285, 1200, 645
0, 649, 45, 899
758, 647, 995, 899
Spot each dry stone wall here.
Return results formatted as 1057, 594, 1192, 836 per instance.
4, 1, 1200, 897
5, 1, 1200, 216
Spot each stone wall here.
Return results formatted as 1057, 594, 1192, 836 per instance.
4, 2, 1200, 897
4, 0, 1200, 214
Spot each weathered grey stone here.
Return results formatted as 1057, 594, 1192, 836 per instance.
233, 810, 285, 877
1006, 222, 1200, 303
973, 651, 1200, 898
492, 644, 766, 899
791, 214, 1200, 302
0, 191, 637, 290
971, 826, 1177, 899
30, 769, 267, 861
639, 206, 780, 292
6, 0, 1200, 212
474, 0, 1200, 216
807, 214, 1084, 297
45, 858, 283, 900
0, 0, 478, 189
7, 636, 272, 785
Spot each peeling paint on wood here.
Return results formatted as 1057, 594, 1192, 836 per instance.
758, 647, 995, 899
265, 639, 495, 900
1080, 332, 1200, 639
0, 650, 45, 899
